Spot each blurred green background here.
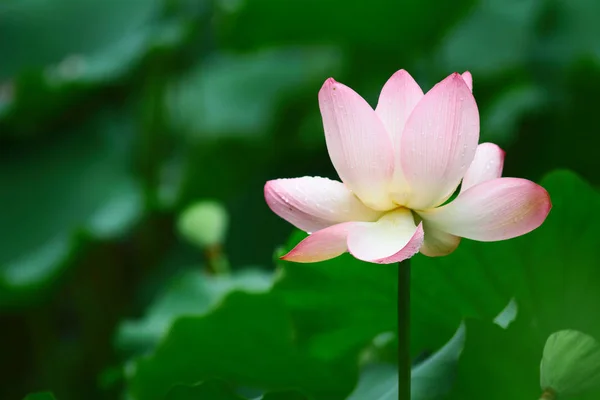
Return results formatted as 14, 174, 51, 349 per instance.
2, 0, 600, 399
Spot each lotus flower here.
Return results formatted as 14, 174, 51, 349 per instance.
265, 71, 551, 264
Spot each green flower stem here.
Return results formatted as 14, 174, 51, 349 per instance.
398, 259, 411, 399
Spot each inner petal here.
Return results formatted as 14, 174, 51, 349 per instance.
347, 207, 424, 264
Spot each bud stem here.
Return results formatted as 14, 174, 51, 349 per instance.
204, 244, 230, 275
540, 388, 556, 400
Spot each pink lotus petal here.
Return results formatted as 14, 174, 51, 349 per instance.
281, 222, 354, 263
347, 208, 424, 264
319, 78, 395, 210
418, 178, 551, 241
461, 143, 505, 193
461, 71, 473, 92
400, 73, 480, 210
419, 223, 461, 257
375, 69, 424, 205
264, 177, 381, 233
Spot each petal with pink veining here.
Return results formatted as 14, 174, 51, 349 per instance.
347, 208, 424, 264
418, 178, 551, 241
319, 78, 395, 210
400, 73, 480, 210
461, 143, 505, 193
375, 69, 424, 205
281, 222, 353, 263
420, 222, 461, 257
264, 177, 381, 233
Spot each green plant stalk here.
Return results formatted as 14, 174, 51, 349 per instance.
398, 259, 411, 399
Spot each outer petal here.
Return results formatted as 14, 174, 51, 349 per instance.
400, 73, 480, 210
461, 71, 473, 92
265, 177, 381, 233
281, 222, 353, 263
347, 208, 424, 264
420, 222, 461, 257
418, 178, 551, 241
375, 70, 424, 205
319, 78, 395, 210
460, 143, 505, 193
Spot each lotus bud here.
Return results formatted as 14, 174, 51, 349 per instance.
177, 200, 229, 249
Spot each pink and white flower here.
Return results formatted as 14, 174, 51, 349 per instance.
265, 70, 551, 264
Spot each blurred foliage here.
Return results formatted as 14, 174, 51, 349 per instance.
2, 0, 600, 399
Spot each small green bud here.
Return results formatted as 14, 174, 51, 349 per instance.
177, 201, 229, 248
540, 330, 600, 397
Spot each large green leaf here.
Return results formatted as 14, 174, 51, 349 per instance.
347, 324, 464, 400
165, 379, 307, 400
0, 112, 143, 307
445, 170, 600, 398
116, 269, 272, 353
127, 292, 357, 400
410, 239, 520, 355
275, 229, 513, 362
447, 319, 600, 400
273, 242, 397, 362
514, 170, 600, 340
446, 318, 541, 400
166, 380, 246, 400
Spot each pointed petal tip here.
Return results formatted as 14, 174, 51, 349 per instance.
390, 69, 409, 77
438, 72, 471, 91
322, 77, 338, 88
279, 222, 353, 263
279, 250, 310, 263
452, 72, 469, 85
542, 186, 553, 214
400, 70, 479, 209
461, 71, 473, 91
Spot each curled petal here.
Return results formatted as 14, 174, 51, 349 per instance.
461, 71, 473, 92
265, 177, 381, 233
400, 73, 480, 210
319, 78, 395, 210
420, 223, 461, 257
347, 208, 424, 264
281, 222, 353, 263
461, 143, 505, 193
375, 69, 424, 205
418, 178, 551, 241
